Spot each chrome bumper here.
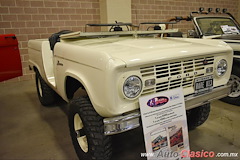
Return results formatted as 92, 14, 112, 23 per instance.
103, 84, 232, 135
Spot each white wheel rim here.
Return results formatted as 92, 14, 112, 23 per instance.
38, 78, 43, 97
229, 74, 240, 98
74, 114, 88, 153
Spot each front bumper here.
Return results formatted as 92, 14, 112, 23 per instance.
103, 84, 232, 135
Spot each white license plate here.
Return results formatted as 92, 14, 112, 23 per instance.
194, 75, 213, 95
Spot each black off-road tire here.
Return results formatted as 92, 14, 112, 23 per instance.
186, 103, 210, 130
68, 96, 112, 160
35, 71, 57, 106
221, 65, 240, 106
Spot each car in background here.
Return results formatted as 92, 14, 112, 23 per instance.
167, 8, 240, 106
0, 34, 22, 82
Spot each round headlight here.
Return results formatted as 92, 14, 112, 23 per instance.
217, 59, 227, 76
123, 76, 142, 98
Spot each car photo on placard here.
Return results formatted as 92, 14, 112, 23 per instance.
169, 123, 184, 152
151, 128, 168, 153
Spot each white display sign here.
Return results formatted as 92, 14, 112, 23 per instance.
139, 87, 190, 160
221, 25, 239, 34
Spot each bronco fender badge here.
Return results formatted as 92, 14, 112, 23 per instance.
147, 96, 169, 107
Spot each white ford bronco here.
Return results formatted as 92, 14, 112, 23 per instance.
167, 8, 240, 106
28, 23, 233, 160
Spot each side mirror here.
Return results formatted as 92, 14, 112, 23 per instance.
187, 30, 197, 38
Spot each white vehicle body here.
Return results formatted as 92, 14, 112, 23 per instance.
28, 30, 233, 135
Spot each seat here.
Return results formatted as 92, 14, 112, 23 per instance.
49, 30, 73, 50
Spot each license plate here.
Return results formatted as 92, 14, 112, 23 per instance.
194, 75, 213, 95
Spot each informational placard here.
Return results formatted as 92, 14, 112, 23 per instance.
139, 87, 190, 160
221, 25, 239, 34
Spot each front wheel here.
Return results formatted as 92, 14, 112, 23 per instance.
186, 103, 210, 130
68, 96, 112, 160
221, 67, 240, 106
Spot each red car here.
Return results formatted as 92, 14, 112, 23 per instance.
0, 34, 22, 82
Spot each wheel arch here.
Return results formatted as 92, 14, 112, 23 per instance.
33, 66, 45, 81
64, 72, 106, 116
31, 64, 46, 81
64, 72, 94, 102
65, 75, 85, 100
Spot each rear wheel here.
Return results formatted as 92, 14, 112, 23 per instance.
221, 66, 240, 106
186, 103, 210, 130
35, 71, 56, 106
68, 96, 112, 160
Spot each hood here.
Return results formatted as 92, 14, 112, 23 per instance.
72, 37, 232, 67
203, 35, 240, 52
212, 34, 240, 41
204, 34, 240, 42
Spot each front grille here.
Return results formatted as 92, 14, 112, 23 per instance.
140, 56, 214, 95
234, 51, 240, 56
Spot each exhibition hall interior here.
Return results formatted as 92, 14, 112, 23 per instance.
0, 0, 240, 160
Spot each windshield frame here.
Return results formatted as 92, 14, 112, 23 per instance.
193, 16, 240, 36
